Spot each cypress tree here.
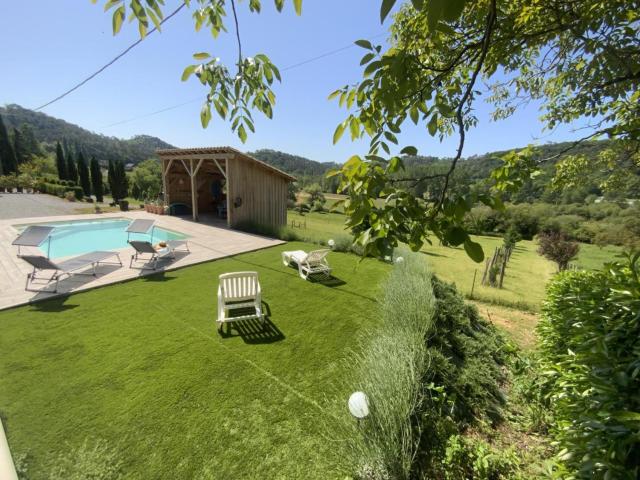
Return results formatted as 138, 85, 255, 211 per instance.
114, 160, 129, 201
107, 160, 115, 199
13, 127, 26, 165
0, 114, 17, 174
90, 157, 104, 202
66, 151, 78, 184
77, 152, 91, 197
55, 142, 67, 180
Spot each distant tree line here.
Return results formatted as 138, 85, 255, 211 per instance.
0, 114, 42, 175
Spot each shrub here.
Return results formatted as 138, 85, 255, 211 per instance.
310, 199, 326, 212
65, 191, 76, 202
329, 251, 509, 479
537, 230, 580, 271
234, 220, 300, 242
304, 183, 325, 204
442, 435, 521, 480
537, 253, 640, 479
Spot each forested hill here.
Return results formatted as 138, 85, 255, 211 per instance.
0, 104, 174, 164
249, 149, 339, 181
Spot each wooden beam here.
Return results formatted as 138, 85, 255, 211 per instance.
161, 159, 174, 206
180, 159, 192, 176
190, 158, 198, 221
212, 158, 227, 179
193, 158, 205, 177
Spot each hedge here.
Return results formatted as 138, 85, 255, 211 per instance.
38, 182, 84, 201
538, 252, 640, 479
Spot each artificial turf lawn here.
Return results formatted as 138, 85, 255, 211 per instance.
0, 242, 391, 479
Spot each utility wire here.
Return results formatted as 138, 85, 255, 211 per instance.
99, 32, 387, 129
34, 2, 187, 111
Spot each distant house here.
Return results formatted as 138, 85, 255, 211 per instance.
124, 162, 135, 171
157, 146, 296, 228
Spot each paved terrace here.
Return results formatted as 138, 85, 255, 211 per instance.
0, 211, 283, 311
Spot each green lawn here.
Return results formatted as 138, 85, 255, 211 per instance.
286, 211, 623, 311
0, 243, 390, 479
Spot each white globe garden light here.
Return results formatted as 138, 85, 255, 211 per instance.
395, 256, 405, 264
328, 239, 335, 248
348, 391, 370, 419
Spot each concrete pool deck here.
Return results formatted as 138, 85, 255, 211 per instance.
0, 211, 283, 311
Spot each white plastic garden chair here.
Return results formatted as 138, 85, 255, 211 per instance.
281, 249, 331, 280
216, 271, 263, 332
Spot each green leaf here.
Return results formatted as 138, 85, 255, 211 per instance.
447, 226, 468, 246
380, 0, 397, 23
327, 89, 342, 101
112, 5, 125, 34
443, 0, 466, 22
333, 121, 347, 145
193, 52, 211, 60
200, 103, 212, 128
409, 105, 419, 124
360, 52, 376, 65
293, 0, 302, 15
237, 123, 248, 143
400, 146, 417, 156
464, 239, 484, 263
428, 113, 438, 136
181, 65, 196, 81
355, 39, 373, 50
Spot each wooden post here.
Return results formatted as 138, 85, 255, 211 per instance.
470, 269, 477, 299
189, 159, 197, 221
498, 250, 507, 288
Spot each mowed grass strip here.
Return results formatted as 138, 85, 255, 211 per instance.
0, 242, 390, 479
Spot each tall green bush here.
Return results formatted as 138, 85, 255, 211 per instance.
538, 252, 640, 479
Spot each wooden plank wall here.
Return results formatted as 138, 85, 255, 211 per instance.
227, 155, 288, 229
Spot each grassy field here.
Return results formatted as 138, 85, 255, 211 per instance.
0, 243, 390, 479
286, 210, 623, 311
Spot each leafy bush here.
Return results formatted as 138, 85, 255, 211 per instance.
330, 251, 509, 479
442, 435, 520, 480
537, 230, 580, 271
64, 191, 76, 202
310, 199, 326, 212
537, 253, 640, 479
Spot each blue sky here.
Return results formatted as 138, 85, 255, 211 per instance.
1, 1, 590, 163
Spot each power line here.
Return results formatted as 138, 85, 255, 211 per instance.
99, 32, 387, 129
34, 2, 187, 112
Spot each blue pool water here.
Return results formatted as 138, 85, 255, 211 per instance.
19, 218, 187, 259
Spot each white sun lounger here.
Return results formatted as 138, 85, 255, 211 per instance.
281, 249, 331, 280
217, 271, 263, 333
20, 251, 123, 293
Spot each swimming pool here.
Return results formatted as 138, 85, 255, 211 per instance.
15, 218, 188, 259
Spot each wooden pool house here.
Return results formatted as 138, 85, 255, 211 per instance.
157, 147, 295, 229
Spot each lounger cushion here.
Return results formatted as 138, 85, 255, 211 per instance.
284, 250, 307, 263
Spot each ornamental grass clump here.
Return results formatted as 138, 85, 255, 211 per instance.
330, 250, 509, 479
537, 252, 640, 479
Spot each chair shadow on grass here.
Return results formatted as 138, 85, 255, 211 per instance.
29, 294, 79, 312
218, 301, 285, 344
27, 263, 123, 307
306, 273, 346, 287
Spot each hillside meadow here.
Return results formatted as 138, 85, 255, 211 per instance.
286, 210, 623, 312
